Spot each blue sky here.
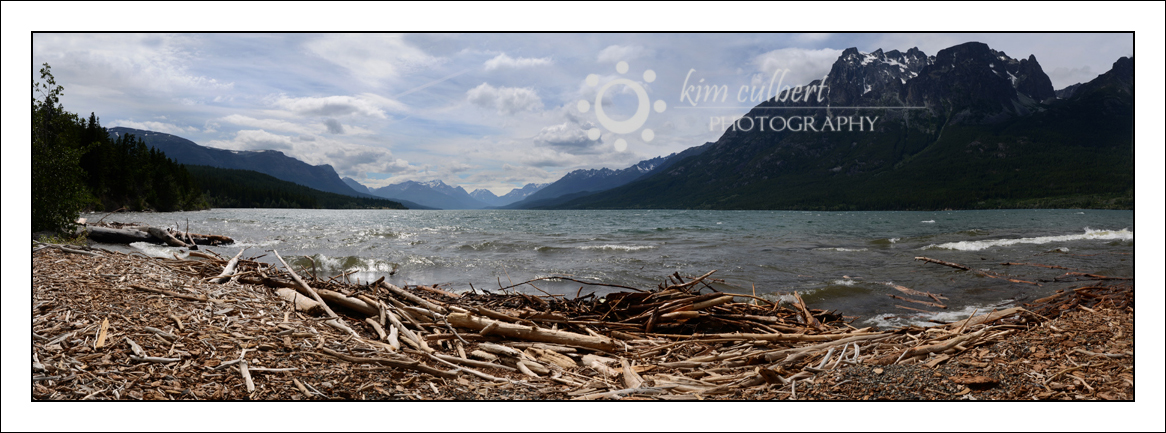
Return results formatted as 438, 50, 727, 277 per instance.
29, 32, 1133, 195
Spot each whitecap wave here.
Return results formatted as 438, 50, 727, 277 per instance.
921, 220, 936, 224
814, 247, 869, 252
831, 279, 857, 286
579, 245, 656, 251
923, 228, 1132, 252
129, 242, 181, 258
864, 304, 1012, 328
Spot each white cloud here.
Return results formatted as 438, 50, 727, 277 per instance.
533, 121, 601, 154
483, 53, 552, 71
303, 34, 440, 85
220, 114, 317, 135
32, 34, 233, 102
272, 94, 403, 118
466, 83, 543, 115
205, 129, 414, 178
108, 119, 197, 135
597, 45, 648, 63
751, 48, 843, 88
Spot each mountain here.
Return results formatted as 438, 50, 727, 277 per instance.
468, 189, 500, 205
342, 177, 371, 194
109, 127, 369, 199
188, 166, 404, 209
370, 180, 488, 209
553, 43, 1132, 210
1055, 83, 1083, 100
504, 144, 712, 209
470, 183, 548, 207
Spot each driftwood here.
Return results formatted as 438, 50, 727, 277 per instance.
273, 250, 359, 338
79, 225, 153, 244
32, 242, 1133, 402
449, 314, 621, 352
915, 256, 970, 270
380, 282, 448, 315
210, 249, 245, 284
275, 288, 324, 314
146, 227, 187, 248
79, 224, 234, 246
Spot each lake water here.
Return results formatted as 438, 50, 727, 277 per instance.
97, 209, 1134, 328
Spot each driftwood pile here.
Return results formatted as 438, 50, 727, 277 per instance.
31, 244, 1133, 400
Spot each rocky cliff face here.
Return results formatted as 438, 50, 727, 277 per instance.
905, 42, 1056, 122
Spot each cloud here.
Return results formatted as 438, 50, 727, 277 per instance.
32, 34, 233, 103
532, 121, 601, 154
108, 119, 198, 135
220, 114, 317, 135
751, 48, 843, 88
205, 129, 414, 178
272, 94, 402, 118
466, 83, 543, 115
324, 118, 345, 134
303, 34, 440, 85
597, 45, 648, 63
483, 53, 553, 71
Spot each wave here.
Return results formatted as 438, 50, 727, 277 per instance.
129, 242, 182, 258
921, 220, 936, 224
579, 244, 657, 252
863, 303, 1013, 329
923, 228, 1133, 252
289, 254, 397, 273
814, 247, 869, 252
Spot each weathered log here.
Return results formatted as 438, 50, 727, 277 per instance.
316, 290, 379, 317
275, 288, 324, 315
210, 248, 245, 284
448, 313, 621, 352
146, 227, 187, 247
78, 225, 153, 244
380, 282, 448, 315
181, 232, 234, 246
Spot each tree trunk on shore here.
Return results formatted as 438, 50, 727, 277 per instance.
76, 225, 233, 246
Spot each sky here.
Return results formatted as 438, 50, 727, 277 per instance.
29, 31, 1132, 195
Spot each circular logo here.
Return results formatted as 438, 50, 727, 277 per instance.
579, 61, 666, 152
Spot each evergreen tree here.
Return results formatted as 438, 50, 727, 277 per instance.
32, 64, 87, 233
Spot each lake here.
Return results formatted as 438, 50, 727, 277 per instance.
97, 208, 1134, 327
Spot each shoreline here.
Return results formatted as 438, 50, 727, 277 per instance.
31, 241, 1134, 401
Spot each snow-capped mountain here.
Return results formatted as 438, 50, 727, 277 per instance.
370, 179, 487, 209
470, 183, 549, 207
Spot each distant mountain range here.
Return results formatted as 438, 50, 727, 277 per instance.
551, 42, 1133, 210
470, 183, 547, 207
114, 41, 1133, 211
